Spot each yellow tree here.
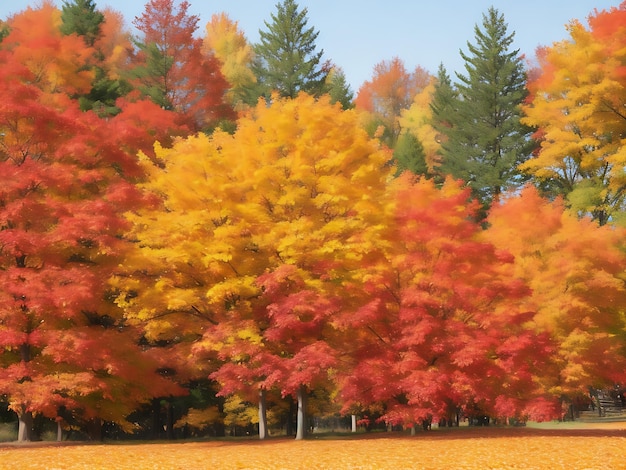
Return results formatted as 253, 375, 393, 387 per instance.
118, 93, 393, 439
397, 78, 441, 173
521, 4, 626, 225
202, 12, 256, 109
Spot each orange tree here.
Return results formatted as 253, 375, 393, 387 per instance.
483, 187, 626, 406
118, 93, 392, 439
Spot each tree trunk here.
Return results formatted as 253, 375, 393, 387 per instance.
351, 414, 357, 433
17, 407, 33, 442
151, 398, 161, 439
285, 396, 295, 436
294, 385, 307, 440
57, 420, 63, 442
165, 401, 174, 440
86, 418, 102, 441
258, 389, 268, 440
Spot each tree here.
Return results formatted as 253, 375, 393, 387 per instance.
392, 131, 427, 176
520, 4, 626, 226
60, 2, 133, 115
326, 66, 354, 110
251, 0, 329, 100
436, 7, 534, 209
3, 2, 94, 97
483, 187, 626, 405
132, 0, 235, 131
120, 93, 393, 440
429, 64, 458, 177
203, 12, 257, 110
0, 47, 183, 440
337, 176, 557, 427
397, 77, 441, 175
355, 57, 431, 147
60, 0, 103, 47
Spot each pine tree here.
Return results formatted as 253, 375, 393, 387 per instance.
251, 0, 329, 100
60, 0, 104, 47
326, 67, 354, 110
60, 1, 131, 116
436, 8, 534, 208
393, 131, 428, 177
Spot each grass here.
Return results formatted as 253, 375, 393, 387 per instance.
0, 422, 625, 469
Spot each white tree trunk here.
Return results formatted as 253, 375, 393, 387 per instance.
295, 385, 307, 440
351, 414, 357, 433
258, 389, 268, 440
17, 407, 33, 442
57, 420, 63, 442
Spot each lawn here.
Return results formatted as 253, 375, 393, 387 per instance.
0, 422, 625, 469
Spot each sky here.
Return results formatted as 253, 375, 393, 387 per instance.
0, 0, 622, 91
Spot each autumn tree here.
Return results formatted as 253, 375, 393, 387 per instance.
251, 0, 329, 101
203, 12, 257, 110
436, 8, 534, 209
2, 1, 94, 97
355, 57, 431, 148
337, 176, 557, 428
483, 187, 626, 405
132, 0, 234, 131
521, 4, 626, 226
396, 76, 442, 176
0, 45, 184, 441
119, 93, 393, 440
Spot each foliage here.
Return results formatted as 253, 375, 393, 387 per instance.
521, 4, 626, 226
121, 92, 393, 439
251, 0, 329, 101
392, 131, 428, 177
60, 0, 103, 47
2, 426, 626, 468
483, 187, 626, 396
326, 66, 354, 110
131, 0, 235, 131
436, 7, 534, 209
203, 12, 257, 110
356, 57, 431, 147
337, 175, 555, 425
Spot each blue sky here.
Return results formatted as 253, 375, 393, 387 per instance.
0, 1, 621, 91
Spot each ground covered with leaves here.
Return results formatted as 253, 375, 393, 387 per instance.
1, 422, 625, 469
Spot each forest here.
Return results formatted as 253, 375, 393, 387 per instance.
0, 0, 626, 443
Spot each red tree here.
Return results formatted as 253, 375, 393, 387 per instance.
0, 13, 183, 440
132, 0, 235, 131
337, 175, 556, 428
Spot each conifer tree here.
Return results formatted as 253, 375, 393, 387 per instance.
435, 8, 534, 208
326, 67, 354, 110
60, 1, 131, 116
393, 131, 428, 177
60, 0, 103, 47
251, 0, 329, 100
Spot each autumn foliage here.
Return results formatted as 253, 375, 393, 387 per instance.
1, 0, 626, 443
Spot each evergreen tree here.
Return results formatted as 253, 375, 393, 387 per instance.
327, 67, 354, 110
60, 0, 104, 47
435, 8, 534, 207
60, 1, 131, 116
251, 0, 329, 100
393, 131, 428, 177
